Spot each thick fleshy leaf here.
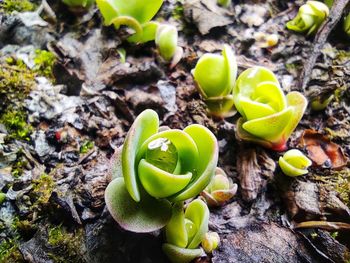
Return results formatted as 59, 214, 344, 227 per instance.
242, 107, 294, 143
282, 91, 308, 142
122, 109, 159, 202
156, 24, 178, 61
110, 146, 123, 180
193, 54, 227, 98
136, 129, 199, 175
239, 97, 276, 120
108, 0, 163, 24
165, 202, 188, 248
279, 149, 312, 177
253, 81, 286, 112
233, 66, 282, 119
171, 125, 218, 202
185, 199, 209, 249
138, 159, 192, 198
162, 243, 203, 263
128, 21, 159, 43
105, 178, 172, 232
96, 0, 119, 25
222, 44, 237, 96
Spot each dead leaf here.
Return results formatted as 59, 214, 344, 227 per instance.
299, 129, 348, 169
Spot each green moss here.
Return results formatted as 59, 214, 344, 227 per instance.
0, 0, 36, 13
0, 58, 36, 112
172, 2, 184, 21
48, 225, 85, 263
33, 50, 56, 80
80, 140, 94, 154
0, 239, 24, 263
31, 174, 55, 210
0, 109, 32, 141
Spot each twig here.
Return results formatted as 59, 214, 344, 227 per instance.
299, 0, 350, 90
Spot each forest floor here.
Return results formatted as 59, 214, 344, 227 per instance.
0, 0, 350, 262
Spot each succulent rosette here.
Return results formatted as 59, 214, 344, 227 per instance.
286, 1, 329, 36
155, 24, 183, 67
200, 167, 237, 207
162, 200, 209, 263
279, 149, 312, 177
96, 0, 163, 43
105, 109, 218, 232
192, 45, 237, 118
233, 66, 307, 151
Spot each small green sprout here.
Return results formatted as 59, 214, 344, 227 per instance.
279, 149, 312, 177
344, 13, 350, 37
62, 0, 94, 8
311, 94, 334, 111
286, 1, 329, 36
217, 0, 231, 8
162, 200, 209, 263
105, 109, 218, 232
192, 45, 237, 118
96, 0, 163, 43
233, 66, 307, 151
155, 24, 183, 67
0, 0, 36, 13
200, 167, 237, 207
201, 232, 220, 254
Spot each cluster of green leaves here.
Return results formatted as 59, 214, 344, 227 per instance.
278, 149, 312, 177
80, 140, 94, 153
286, 1, 329, 35
233, 67, 307, 151
192, 45, 237, 117
105, 110, 219, 262
200, 167, 237, 207
0, 238, 23, 263
0, 0, 36, 13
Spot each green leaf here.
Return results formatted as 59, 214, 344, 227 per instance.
156, 24, 178, 61
137, 129, 199, 175
279, 149, 312, 177
128, 21, 158, 43
105, 177, 172, 232
96, 0, 119, 25
185, 199, 209, 249
162, 243, 203, 263
122, 109, 159, 202
171, 125, 218, 202
138, 159, 192, 198
242, 107, 293, 143
165, 202, 188, 248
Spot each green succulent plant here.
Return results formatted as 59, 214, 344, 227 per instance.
162, 200, 209, 263
286, 1, 329, 36
200, 167, 237, 207
217, 0, 231, 8
279, 149, 312, 177
192, 45, 237, 118
233, 66, 307, 151
96, 0, 163, 43
62, 0, 94, 8
155, 24, 183, 67
105, 109, 218, 232
201, 232, 220, 254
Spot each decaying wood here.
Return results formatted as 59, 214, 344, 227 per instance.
294, 221, 350, 231
236, 146, 275, 202
299, 0, 350, 90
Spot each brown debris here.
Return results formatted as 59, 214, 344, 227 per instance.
236, 146, 275, 202
299, 129, 348, 169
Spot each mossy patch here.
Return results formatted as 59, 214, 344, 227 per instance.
0, 0, 36, 13
33, 49, 56, 80
31, 174, 55, 210
48, 225, 86, 263
0, 109, 32, 141
0, 238, 24, 263
80, 140, 94, 154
